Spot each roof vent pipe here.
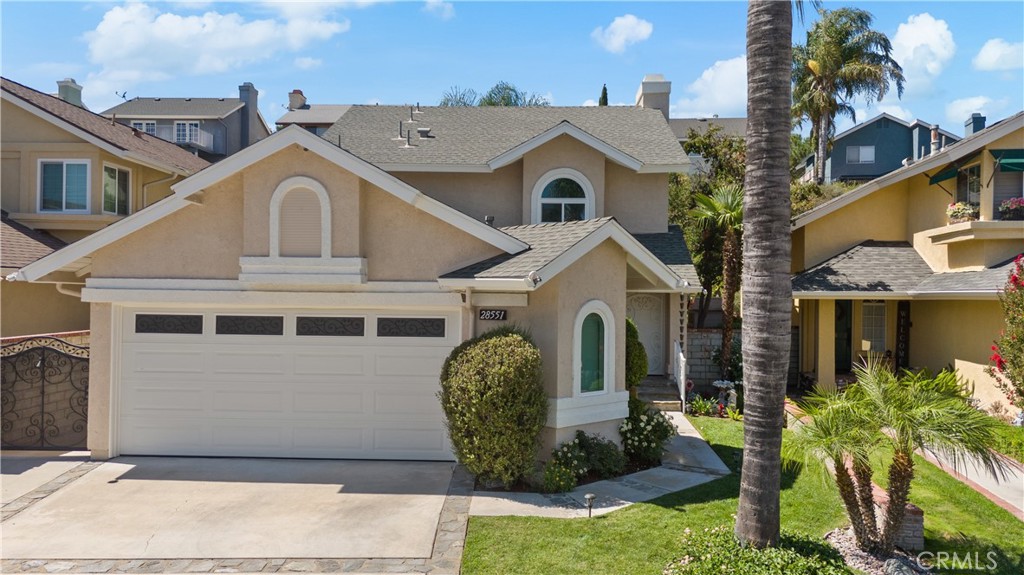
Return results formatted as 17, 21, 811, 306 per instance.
930, 127, 940, 156
409, 106, 416, 122
484, 215, 495, 227
417, 127, 432, 139
415, 102, 422, 113
393, 121, 405, 141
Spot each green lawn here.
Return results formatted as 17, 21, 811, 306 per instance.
991, 418, 1024, 464
462, 417, 1024, 575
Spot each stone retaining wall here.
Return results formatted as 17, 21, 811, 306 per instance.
872, 484, 925, 551
686, 327, 800, 393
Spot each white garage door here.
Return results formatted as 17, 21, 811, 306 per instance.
118, 308, 460, 460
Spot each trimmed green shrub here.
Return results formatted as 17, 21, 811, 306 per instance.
438, 326, 547, 488
664, 524, 853, 575
541, 461, 577, 493
575, 430, 626, 478
550, 436, 589, 478
625, 318, 649, 390
619, 398, 676, 465
689, 396, 715, 416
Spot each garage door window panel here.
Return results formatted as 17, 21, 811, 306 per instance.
377, 317, 446, 338
135, 314, 203, 334
296, 316, 365, 337
215, 315, 284, 336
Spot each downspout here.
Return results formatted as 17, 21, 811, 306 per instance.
464, 287, 474, 339
142, 173, 178, 208
55, 283, 83, 298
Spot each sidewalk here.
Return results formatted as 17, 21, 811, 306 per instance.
469, 412, 730, 518
918, 448, 1024, 521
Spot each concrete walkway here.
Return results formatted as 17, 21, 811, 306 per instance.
470, 412, 730, 518
919, 449, 1024, 521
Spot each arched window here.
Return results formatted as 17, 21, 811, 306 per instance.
269, 176, 331, 258
531, 168, 595, 224
574, 300, 614, 395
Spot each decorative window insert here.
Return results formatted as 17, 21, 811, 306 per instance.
531, 168, 595, 224
39, 160, 89, 212
135, 314, 203, 334
215, 315, 284, 335
573, 300, 614, 396
862, 302, 886, 354
376, 317, 446, 338
175, 121, 201, 144
846, 146, 875, 164
956, 165, 981, 205
296, 317, 365, 337
130, 121, 156, 135
268, 176, 332, 259
102, 165, 130, 216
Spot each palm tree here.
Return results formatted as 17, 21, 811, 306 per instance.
793, 7, 905, 183
734, 0, 793, 548
691, 185, 743, 381
439, 86, 479, 106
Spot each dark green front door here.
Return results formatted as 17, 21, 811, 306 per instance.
835, 300, 853, 372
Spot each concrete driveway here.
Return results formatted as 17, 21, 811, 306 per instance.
2, 451, 92, 504
1, 456, 455, 560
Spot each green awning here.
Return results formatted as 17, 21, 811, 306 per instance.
991, 149, 1024, 172
927, 151, 981, 185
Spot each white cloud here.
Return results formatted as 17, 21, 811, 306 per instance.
972, 38, 1024, 71
891, 13, 956, 95
591, 14, 652, 54
294, 57, 322, 70
582, 99, 599, 107
945, 96, 1008, 125
423, 0, 454, 21
670, 55, 746, 118
82, 2, 348, 110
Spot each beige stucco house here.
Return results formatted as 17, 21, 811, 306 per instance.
791, 111, 1023, 411
1, 77, 210, 337
13, 95, 702, 461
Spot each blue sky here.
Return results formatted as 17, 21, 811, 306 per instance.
2, 1, 1022, 137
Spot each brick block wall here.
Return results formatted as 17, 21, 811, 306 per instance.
872, 484, 925, 551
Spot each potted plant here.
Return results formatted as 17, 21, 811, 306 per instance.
998, 197, 1024, 221
946, 201, 980, 224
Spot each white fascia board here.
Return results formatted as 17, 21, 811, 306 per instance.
436, 277, 533, 291
172, 125, 529, 255
487, 122, 643, 172
16, 198, 193, 282
832, 113, 910, 141
85, 278, 449, 293
83, 288, 463, 308
792, 291, 910, 299
2, 91, 183, 177
792, 114, 1024, 230
536, 221, 684, 291
375, 163, 494, 173
905, 290, 999, 300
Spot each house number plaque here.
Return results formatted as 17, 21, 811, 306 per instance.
478, 309, 507, 321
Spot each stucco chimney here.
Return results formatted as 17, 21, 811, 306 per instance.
930, 126, 940, 155
288, 89, 307, 111
238, 82, 258, 147
964, 113, 986, 137
635, 74, 671, 121
56, 78, 84, 108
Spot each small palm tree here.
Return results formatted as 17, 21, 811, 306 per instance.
690, 184, 743, 381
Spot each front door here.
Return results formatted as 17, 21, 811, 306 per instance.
626, 294, 665, 375
835, 300, 853, 372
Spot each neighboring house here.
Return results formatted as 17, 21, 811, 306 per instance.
801, 112, 962, 184
275, 89, 351, 135
101, 83, 272, 162
0, 77, 209, 337
790, 110, 1024, 410
12, 94, 701, 462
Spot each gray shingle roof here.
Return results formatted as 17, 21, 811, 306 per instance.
101, 98, 243, 118
914, 258, 1016, 294
670, 117, 747, 141
442, 218, 613, 279
276, 105, 351, 126
323, 105, 688, 168
792, 241, 934, 293
1, 210, 67, 271
634, 225, 699, 286
2, 78, 210, 175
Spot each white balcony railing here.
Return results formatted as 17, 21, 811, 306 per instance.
153, 125, 215, 152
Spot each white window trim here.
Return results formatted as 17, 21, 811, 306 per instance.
268, 176, 332, 258
573, 299, 614, 397
37, 159, 90, 214
862, 301, 886, 354
130, 120, 156, 135
174, 120, 201, 144
530, 167, 595, 224
101, 162, 132, 216
846, 145, 875, 165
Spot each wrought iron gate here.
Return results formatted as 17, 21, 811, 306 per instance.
1, 337, 89, 449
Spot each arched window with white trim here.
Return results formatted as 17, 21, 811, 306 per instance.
269, 176, 331, 258
531, 168, 595, 224
574, 300, 614, 396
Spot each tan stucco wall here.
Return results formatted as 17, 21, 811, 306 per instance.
541, 420, 623, 455
397, 163, 523, 229
87, 302, 112, 460
91, 177, 244, 279
605, 163, 668, 233
910, 299, 1005, 409
522, 135, 607, 221
801, 182, 909, 269
0, 280, 90, 337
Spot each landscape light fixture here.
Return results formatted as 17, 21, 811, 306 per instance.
584, 493, 596, 517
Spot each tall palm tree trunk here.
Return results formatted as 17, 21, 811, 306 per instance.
735, 0, 792, 548
880, 449, 914, 553
720, 228, 739, 379
815, 115, 829, 183
853, 459, 880, 548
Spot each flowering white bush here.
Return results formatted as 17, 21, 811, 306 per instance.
550, 436, 589, 478
619, 398, 677, 465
